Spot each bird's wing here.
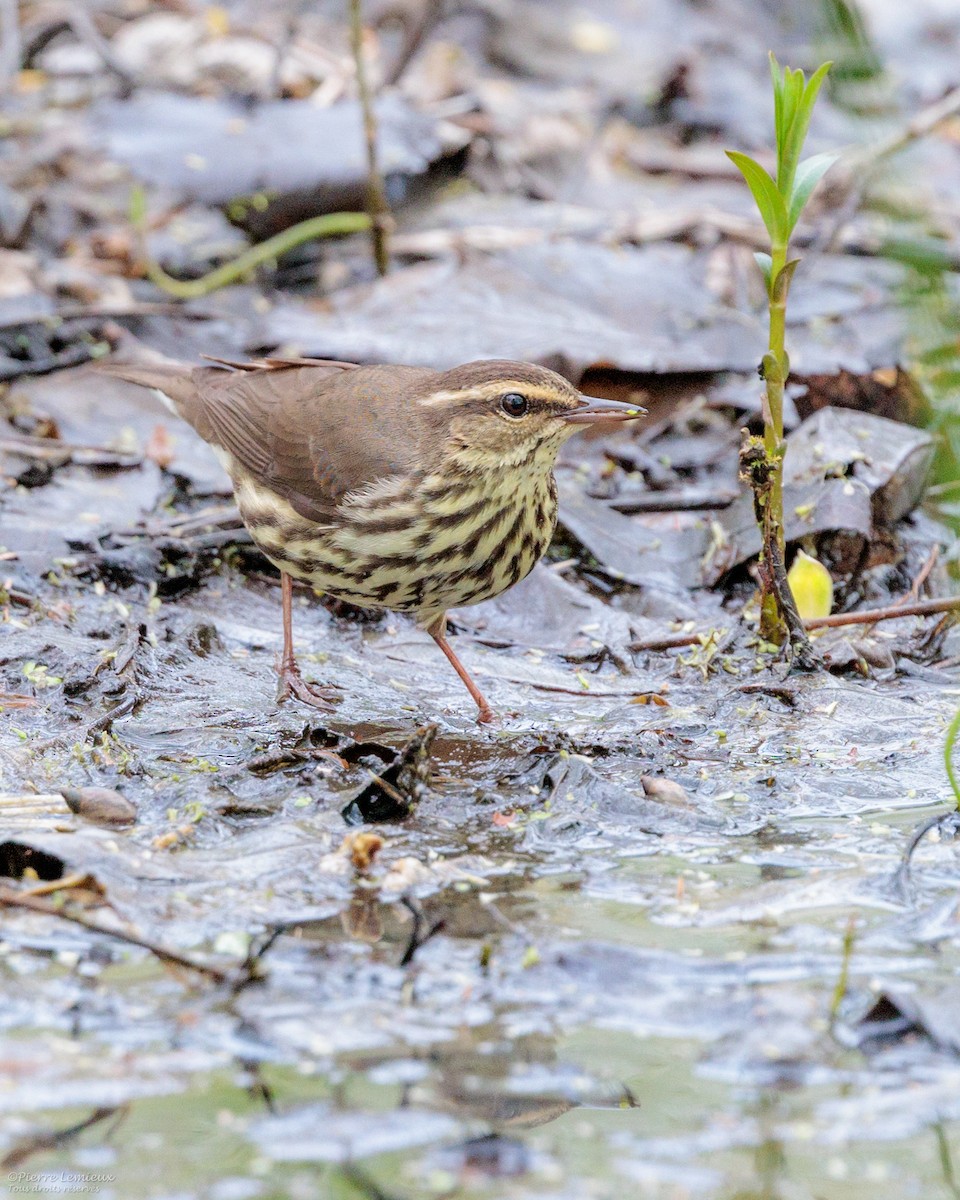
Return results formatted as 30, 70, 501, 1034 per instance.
189, 363, 441, 523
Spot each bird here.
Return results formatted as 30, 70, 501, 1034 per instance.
100, 356, 642, 723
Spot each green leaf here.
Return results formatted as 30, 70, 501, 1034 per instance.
782, 62, 832, 190
771, 258, 800, 303
787, 152, 838, 231
802, 61, 833, 116
726, 151, 788, 244
769, 53, 785, 133
787, 549, 834, 620
761, 351, 783, 387
754, 252, 774, 294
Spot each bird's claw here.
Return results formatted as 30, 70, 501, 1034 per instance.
276, 661, 340, 711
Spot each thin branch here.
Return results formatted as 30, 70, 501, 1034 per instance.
349, 0, 391, 275
1, 1105, 125, 1171
631, 593, 960, 652
0, 887, 231, 983
0, 0, 21, 88
818, 84, 960, 252
805, 595, 960, 629
383, 0, 444, 86
398, 895, 444, 967
631, 631, 714, 652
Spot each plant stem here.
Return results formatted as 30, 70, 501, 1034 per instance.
349, 0, 391, 276
766, 240, 788, 551
944, 705, 960, 810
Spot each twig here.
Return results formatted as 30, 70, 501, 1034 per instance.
632, 593, 960, 651
863, 84, 960, 170
805, 595, 960, 629
1, 1105, 125, 1171
861, 545, 939, 637
0, 887, 231, 983
398, 895, 444, 967
0, 433, 142, 468
0, 0, 20, 87
631, 631, 722, 652
246, 746, 348, 772
382, 0, 444, 86
67, 2, 136, 91
906, 545, 940, 602
349, 0, 391, 275
818, 84, 960, 252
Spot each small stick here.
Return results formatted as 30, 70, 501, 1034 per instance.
632, 593, 960, 650
631, 631, 715, 652
349, 0, 391, 275
860, 545, 939, 637
905, 545, 940, 603
0, 888, 231, 983
398, 895, 444, 967
818, 84, 960, 253
805, 595, 960, 629
0, 0, 20, 86
383, 0, 444, 86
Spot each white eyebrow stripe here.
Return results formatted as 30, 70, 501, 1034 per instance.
416, 385, 575, 408
416, 389, 476, 407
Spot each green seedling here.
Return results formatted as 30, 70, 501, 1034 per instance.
129, 185, 371, 299
727, 54, 837, 661
944, 705, 960, 810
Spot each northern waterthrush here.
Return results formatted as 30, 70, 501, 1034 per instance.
101, 357, 642, 722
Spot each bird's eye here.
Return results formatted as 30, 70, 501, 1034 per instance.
500, 393, 528, 418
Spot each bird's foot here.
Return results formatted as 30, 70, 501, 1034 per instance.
276, 659, 340, 711
476, 704, 498, 726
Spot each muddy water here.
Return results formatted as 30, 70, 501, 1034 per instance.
2, 553, 960, 1199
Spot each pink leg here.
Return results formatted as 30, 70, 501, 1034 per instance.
427, 614, 495, 724
276, 573, 339, 710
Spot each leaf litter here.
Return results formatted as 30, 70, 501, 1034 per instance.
2, 1, 960, 1197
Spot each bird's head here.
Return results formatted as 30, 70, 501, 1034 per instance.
419, 360, 643, 472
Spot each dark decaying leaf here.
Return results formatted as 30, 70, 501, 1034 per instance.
452, 564, 637, 661
706, 406, 934, 583
342, 724, 437, 825
91, 92, 467, 225
848, 987, 960, 1055
556, 473, 709, 591
259, 244, 917, 379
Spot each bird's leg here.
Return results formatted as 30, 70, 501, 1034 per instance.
426, 614, 495, 724
276, 572, 340, 710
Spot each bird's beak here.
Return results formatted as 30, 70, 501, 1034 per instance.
563, 395, 646, 424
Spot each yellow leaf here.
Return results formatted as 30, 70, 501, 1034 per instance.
205, 6, 230, 36
787, 549, 833, 620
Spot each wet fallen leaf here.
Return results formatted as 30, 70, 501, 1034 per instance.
787, 549, 834, 621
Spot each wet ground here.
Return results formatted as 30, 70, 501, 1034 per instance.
4, 1, 960, 1198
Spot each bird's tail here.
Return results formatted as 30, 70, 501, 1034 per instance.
98, 361, 198, 417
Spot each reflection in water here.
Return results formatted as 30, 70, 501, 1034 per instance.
1, 1106, 127, 1172
937, 1123, 960, 1200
